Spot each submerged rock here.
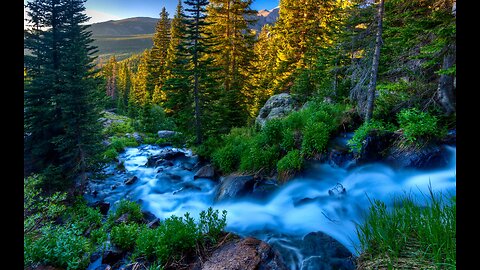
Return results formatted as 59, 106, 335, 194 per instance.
257, 231, 356, 270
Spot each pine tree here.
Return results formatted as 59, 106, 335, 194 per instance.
163, 0, 193, 132
271, 0, 340, 93
116, 60, 132, 115
183, 0, 220, 144
24, 0, 103, 190
148, 7, 171, 104
205, 0, 257, 128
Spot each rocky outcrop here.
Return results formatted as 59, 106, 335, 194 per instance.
146, 150, 187, 167
256, 93, 296, 128
356, 130, 452, 169
215, 175, 256, 202
199, 237, 288, 270
157, 130, 180, 138
194, 164, 216, 180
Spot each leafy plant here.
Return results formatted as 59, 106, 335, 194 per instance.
277, 149, 304, 181
107, 199, 145, 227
348, 120, 391, 153
24, 224, 92, 270
111, 223, 143, 250
397, 107, 445, 144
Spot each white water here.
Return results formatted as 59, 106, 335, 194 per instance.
86, 144, 456, 258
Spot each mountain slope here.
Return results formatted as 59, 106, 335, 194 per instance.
89, 8, 280, 62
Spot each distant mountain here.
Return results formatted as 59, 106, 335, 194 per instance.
250, 7, 280, 33
89, 17, 159, 36
89, 8, 280, 62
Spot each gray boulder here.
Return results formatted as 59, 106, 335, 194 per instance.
157, 130, 180, 138
215, 175, 256, 202
194, 164, 216, 180
256, 93, 295, 128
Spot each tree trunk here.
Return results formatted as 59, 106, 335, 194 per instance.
365, 0, 384, 122
437, 43, 456, 115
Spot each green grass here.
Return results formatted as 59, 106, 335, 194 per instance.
356, 188, 456, 269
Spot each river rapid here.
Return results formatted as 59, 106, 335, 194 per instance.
85, 142, 456, 269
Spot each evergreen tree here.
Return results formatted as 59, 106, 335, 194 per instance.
271, 0, 341, 93
116, 60, 132, 115
183, 0, 220, 144
148, 7, 171, 104
24, 0, 103, 190
205, 0, 257, 128
128, 50, 150, 118
163, 0, 193, 132
246, 24, 277, 116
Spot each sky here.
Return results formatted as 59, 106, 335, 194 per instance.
24, 0, 280, 26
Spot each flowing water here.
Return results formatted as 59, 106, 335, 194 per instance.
85, 143, 456, 268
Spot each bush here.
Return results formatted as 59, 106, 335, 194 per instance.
102, 147, 118, 162
111, 223, 143, 251
239, 142, 280, 173
301, 121, 330, 157
198, 207, 228, 243
110, 136, 139, 152
65, 199, 103, 234
103, 120, 135, 137
397, 108, 445, 144
132, 208, 227, 265
347, 120, 390, 153
277, 149, 304, 181
107, 199, 144, 226
24, 225, 92, 270
156, 213, 199, 262
133, 226, 162, 260
212, 127, 254, 173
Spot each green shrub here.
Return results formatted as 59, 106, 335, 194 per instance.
103, 120, 135, 137
90, 226, 108, 247
110, 136, 139, 152
301, 121, 330, 157
24, 225, 92, 270
260, 119, 285, 146
212, 127, 254, 173
156, 213, 199, 262
102, 147, 119, 162
132, 208, 227, 265
65, 199, 103, 234
198, 207, 228, 243
347, 120, 390, 153
107, 199, 144, 226
24, 174, 67, 234
111, 223, 143, 251
397, 107, 445, 144
277, 149, 304, 181
133, 226, 161, 260
239, 143, 280, 172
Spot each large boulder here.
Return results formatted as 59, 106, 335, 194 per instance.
385, 144, 450, 169
215, 175, 256, 202
199, 237, 288, 270
157, 130, 180, 138
194, 164, 216, 180
256, 93, 296, 128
